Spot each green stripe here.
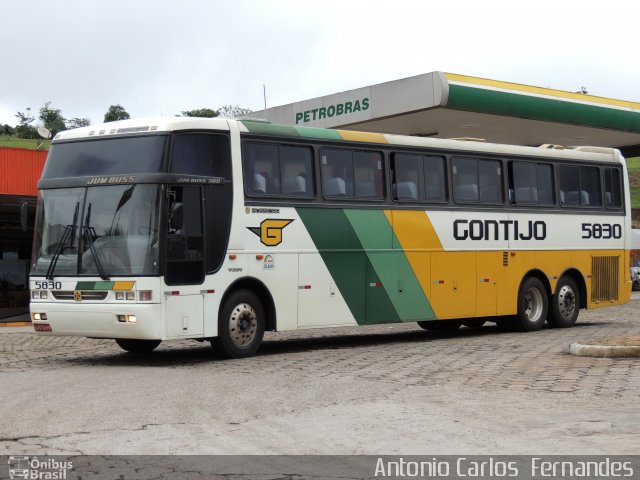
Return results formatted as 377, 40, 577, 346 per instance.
344, 210, 436, 322
448, 84, 640, 133
241, 121, 342, 140
74, 281, 115, 290
296, 208, 399, 325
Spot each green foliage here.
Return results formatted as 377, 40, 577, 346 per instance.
180, 108, 219, 118
218, 105, 253, 118
39, 101, 66, 136
66, 117, 91, 129
1, 124, 15, 136
104, 104, 131, 122
14, 107, 37, 139
0, 136, 50, 150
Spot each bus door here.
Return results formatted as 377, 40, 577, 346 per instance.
164, 185, 205, 337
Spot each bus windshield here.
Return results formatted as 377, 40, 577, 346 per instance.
31, 184, 162, 277
41, 135, 167, 179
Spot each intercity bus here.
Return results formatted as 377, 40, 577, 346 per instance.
29, 117, 631, 357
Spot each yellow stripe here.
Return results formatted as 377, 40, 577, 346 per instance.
113, 281, 135, 291
0, 321, 31, 327
385, 210, 444, 314
445, 73, 640, 110
337, 130, 388, 143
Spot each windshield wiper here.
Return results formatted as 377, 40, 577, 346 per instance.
46, 202, 79, 280
81, 202, 109, 280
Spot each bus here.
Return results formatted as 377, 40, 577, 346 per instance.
29, 117, 632, 358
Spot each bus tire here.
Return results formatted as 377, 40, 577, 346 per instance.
212, 289, 265, 359
514, 277, 548, 331
417, 320, 462, 331
547, 276, 580, 328
115, 339, 161, 353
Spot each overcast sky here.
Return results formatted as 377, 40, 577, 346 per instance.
2, 0, 639, 127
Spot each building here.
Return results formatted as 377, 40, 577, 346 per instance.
0, 147, 45, 319
250, 72, 640, 157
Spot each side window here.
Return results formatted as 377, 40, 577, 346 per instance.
171, 134, 230, 177
244, 143, 279, 195
392, 153, 446, 202
321, 148, 384, 199
452, 157, 503, 204
243, 142, 314, 197
510, 161, 554, 205
165, 186, 204, 285
393, 153, 422, 200
604, 168, 622, 209
558, 165, 602, 207
280, 146, 314, 197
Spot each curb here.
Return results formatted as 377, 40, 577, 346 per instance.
0, 321, 32, 327
569, 342, 640, 358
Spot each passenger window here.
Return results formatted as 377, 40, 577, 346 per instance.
604, 168, 622, 209
392, 153, 446, 202
243, 142, 314, 197
321, 148, 383, 199
452, 157, 503, 204
510, 162, 554, 205
558, 165, 601, 207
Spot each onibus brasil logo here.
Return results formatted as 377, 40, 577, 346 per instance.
248, 219, 294, 246
8, 456, 73, 479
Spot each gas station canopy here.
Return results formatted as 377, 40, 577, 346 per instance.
250, 72, 640, 157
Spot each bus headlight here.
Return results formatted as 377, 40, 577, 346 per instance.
115, 292, 125, 300
126, 291, 135, 301
32, 312, 47, 321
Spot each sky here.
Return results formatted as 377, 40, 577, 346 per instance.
2, 0, 640, 128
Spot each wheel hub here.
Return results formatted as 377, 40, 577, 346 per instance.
229, 303, 257, 347
558, 285, 576, 319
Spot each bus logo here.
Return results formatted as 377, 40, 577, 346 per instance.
74, 291, 82, 302
248, 219, 294, 247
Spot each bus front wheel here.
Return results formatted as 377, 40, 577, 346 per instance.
212, 289, 265, 358
115, 339, 161, 353
514, 277, 548, 331
547, 276, 580, 328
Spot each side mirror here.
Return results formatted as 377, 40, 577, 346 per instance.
20, 202, 28, 231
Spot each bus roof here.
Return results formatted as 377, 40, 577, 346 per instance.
53, 116, 623, 164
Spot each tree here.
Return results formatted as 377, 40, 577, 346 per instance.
15, 107, 38, 139
104, 104, 130, 122
39, 101, 66, 136
1, 124, 15, 136
218, 105, 253, 118
66, 117, 91, 129
180, 108, 219, 118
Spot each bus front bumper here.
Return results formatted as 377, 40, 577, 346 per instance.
29, 302, 163, 340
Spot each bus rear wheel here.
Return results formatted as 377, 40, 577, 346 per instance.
514, 277, 548, 332
115, 339, 161, 353
417, 320, 462, 331
212, 289, 265, 359
547, 276, 580, 328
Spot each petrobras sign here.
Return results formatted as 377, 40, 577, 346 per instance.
295, 98, 370, 124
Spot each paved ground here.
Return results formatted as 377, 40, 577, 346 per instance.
1, 299, 639, 456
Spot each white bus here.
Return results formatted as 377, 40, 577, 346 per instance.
30, 117, 632, 357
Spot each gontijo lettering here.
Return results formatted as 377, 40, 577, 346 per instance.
295, 98, 370, 124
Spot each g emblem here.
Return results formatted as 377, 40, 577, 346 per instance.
248, 219, 294, 247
